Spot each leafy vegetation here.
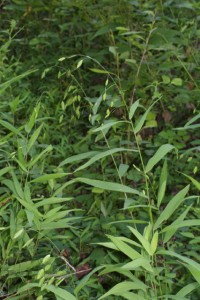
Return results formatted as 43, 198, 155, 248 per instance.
0, 0, 200, 299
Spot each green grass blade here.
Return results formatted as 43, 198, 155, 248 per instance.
157, 161, 168, 208
176, 282, 199, 297
163, 206, 191, 243
31, 173, 70, 183
145, 144, 174, 173
162, 219, 200, 233
98, 281, 147, 299
53, 177, 147, 198
0, 69, 38, 95
28, 144, 53, 169
122, 258, 153, 273
0, 120, 24, 138
157, 250, 200, 284
92, 120, 129, 133
27, 124, 43, 153
134, 101, 156, 134
75, 148, 137, 172
0, 166, 13, 177
129, 100, 140, 120
107, 235, 142, 260
128, 226, 152, 255
154, 185, 190, 230
44, 285, 76, 300
59, 151, 99, 167
182, 173, 200, 190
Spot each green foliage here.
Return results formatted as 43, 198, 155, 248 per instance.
0, 0, 200, 299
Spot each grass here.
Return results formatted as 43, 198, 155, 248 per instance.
0, 1, 200, 299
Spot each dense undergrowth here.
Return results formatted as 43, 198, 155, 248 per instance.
0, 0, 200, 299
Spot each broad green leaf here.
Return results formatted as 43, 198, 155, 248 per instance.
162, 75, 171, 84
157, 161, 168, 207
25, 102, 41, 133
43, 209, 75, 223
176, 282, 199, 297
157, 250, 200, 284
74, 266, 104, 294
150, 231, 158, 254
0, 166, 13, 177
34, 197, 73, 207
98, 281, 147, 299
143, 223, 153, 241
107, 235, 141, 260
145, 144, 174, 173
0, 120, 24, 138
31, 173, 69, 183
134, 101, 157, 134
77, 178, 146, 197
59, 151, 99, 167
129, 100, 140, 120
119, 164, 129, 177
16, 197, 42, 218
27, 124, 43, 153
11, 172, 24, 199
53, 178, 146, 198
186, 264, 200, 285
175, 124, 200, 130
41, 219, 78, 230
75, 148, 137, 172
171, 78, 182, 86
163, 206, 191, 243
95, 241, 119, 251
44, 285, 76, 300
18, 283, 40, 293
44, 206, 63, 219
182, 173, 200, 191
92, 121, 128, 133
118, 292, 146, 300
93, 95, 102, 115
14, 157, 28, 173
122, 258, 153, 273
162, 219, 200, 233
154, 185, 190, 230
128, 226, 152, 255
8, 259, 42, 273
28, 145, 53, 169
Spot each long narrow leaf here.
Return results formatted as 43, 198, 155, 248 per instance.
31, 173, 70, 183
75, 148, 137, 172
44, 285, 76, 300
154, 185, 190, 230
145, 144, 174, 173
98, 281, 147, 299
157, 161, 167, 208
128, 226, 152, 255
157, 250, 200, 284
27, 124, 43, 153
0, 120, 24, 138
134, 101, 157, 134
92, 121, 128, 133
59, 151, 99, 167
53, 177, 146, 198
182, 173, 200, 191
28, 145, 53, 168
